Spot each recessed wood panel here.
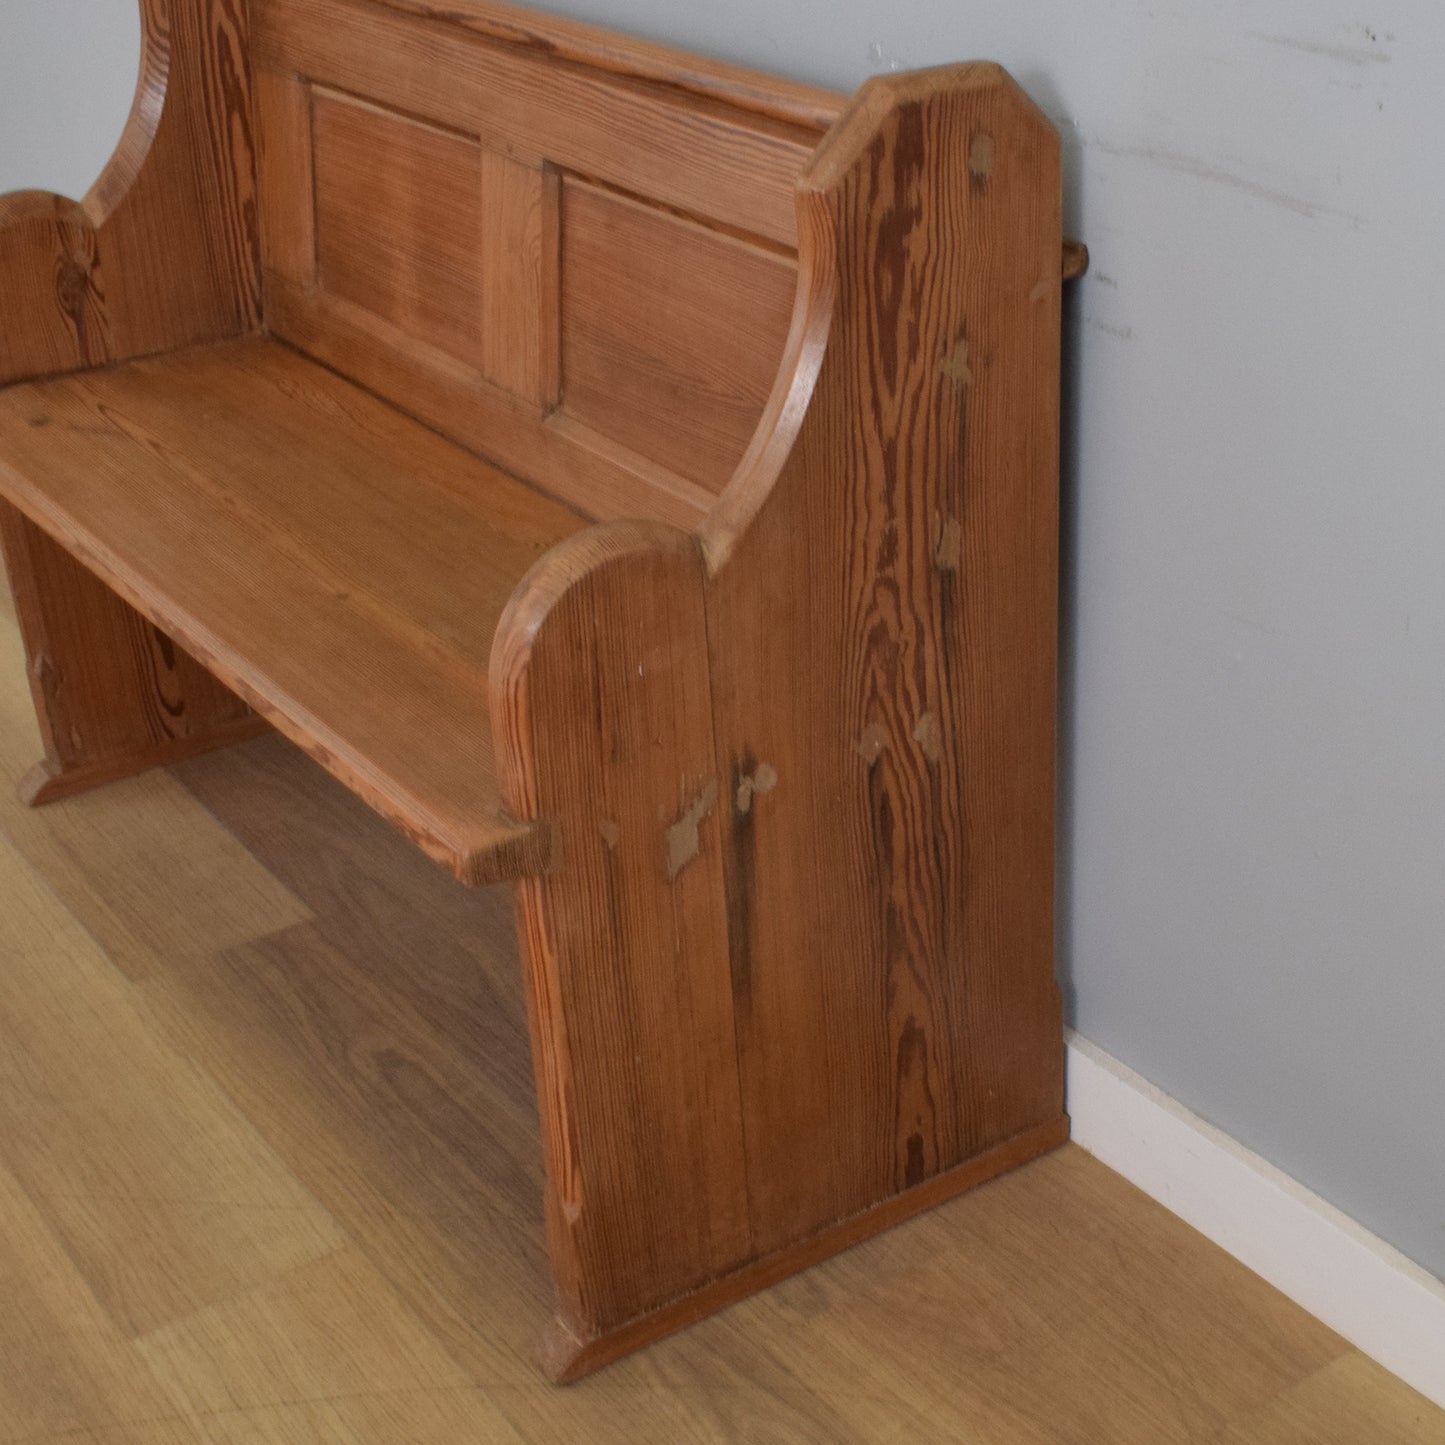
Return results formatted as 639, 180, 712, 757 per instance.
559, 183, 796, 493
312, 92, 485, 369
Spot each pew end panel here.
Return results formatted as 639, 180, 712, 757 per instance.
492, 62, 1071, 1376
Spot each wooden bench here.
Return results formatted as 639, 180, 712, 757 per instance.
0, 0, 1085, 1381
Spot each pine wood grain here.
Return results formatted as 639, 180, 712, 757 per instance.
370, 0, 848, 132
704, 63, 1067, 1248
312, 90, 487, 369
0, 0, 258, 386
0, 337, 583, 882
492, 523, 752, 1339
487, 63, 1069, 1360
253, 69, 316, 290
559, 181, 796, 492
253, 0, 815, 516
263, 276, 718, 529
251, 0, 820, 249
250, 4, 1083, 521
479, 150, 553, 405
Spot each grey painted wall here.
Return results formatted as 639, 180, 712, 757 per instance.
0, 2, 139, 199
3, 1, 1442, 1280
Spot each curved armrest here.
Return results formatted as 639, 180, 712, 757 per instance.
0, 0, 259, 388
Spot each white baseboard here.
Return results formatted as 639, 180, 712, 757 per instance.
1065, 1031, 1445, 1410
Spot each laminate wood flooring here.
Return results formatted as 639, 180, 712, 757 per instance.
0, 567, 1440, 1443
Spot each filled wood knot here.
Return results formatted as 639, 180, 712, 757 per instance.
856, 723, 889, 767
934, 514, 962, 572
969, 132, 995, 184
664, 778, 719, 879
938, 335, 972, 391
913, 712, 943, 765
735, 762, 778, 815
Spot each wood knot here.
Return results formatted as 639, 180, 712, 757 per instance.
56, 256, 92, 318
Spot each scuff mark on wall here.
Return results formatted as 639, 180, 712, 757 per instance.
866, 39, 906, 73
1093, 141, 1366, 228
1249, 31, 1390, 65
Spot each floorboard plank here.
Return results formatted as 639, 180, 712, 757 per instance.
1215, 1353, 1445, 1444
0, 1158, 186, 1443
0, 836, 343, 1342
135, 1248, 471, 1421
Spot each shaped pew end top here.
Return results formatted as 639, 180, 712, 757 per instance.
0, 0, 261, 387
485, 60, 1069, 1353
